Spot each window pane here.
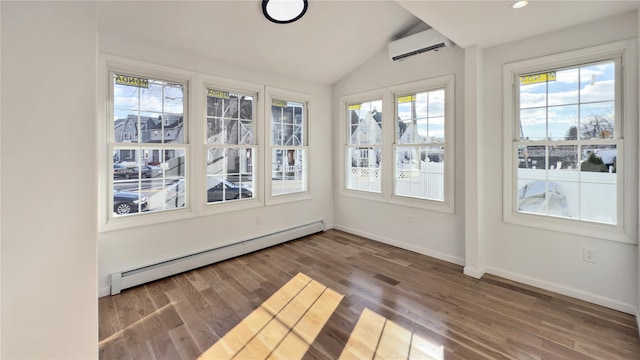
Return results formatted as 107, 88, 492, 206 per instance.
428, 116, 445, 143
547, 145, 579, 219
348, 100, 382, 146
519, 108, 546, 141
346, 147, 381, 193
139, 81, 164, 113
520, 82, 546, 109
580, 145, 616, 224
517, 145, 548, 215
113, 148, 186, 216
548, 68, 578, 106
548, 105, 578, 141
427, 89, 445, 117
580, 61, 615, 103
207, 117, 223, 144
272, 148, 306, 196
580, 102, 614, 140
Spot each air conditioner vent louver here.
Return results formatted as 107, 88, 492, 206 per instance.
391, 42, 447, 61
389, 28, 452, 61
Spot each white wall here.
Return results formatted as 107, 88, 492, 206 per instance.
481, 11, 638, 313
1, 2, 97, 358
332, 46, 466, 265
97, 32, 334, 294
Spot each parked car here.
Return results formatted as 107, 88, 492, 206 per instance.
114, 191, 148, 215
207, 177, 253, 203
113, 164, 132, 179
129, 165, 162, 178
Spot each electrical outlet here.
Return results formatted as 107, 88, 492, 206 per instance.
583, 247, 596, 263
256, 215, 261, 225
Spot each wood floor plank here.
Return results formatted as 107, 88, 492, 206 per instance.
338, 308, 386, 360
169, 324, 202, 360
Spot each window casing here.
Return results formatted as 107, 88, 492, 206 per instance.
503, 40, 637, 243
346, 99, 383, 193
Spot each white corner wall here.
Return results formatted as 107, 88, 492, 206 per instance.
332, 46, 466, 265
481, 11, 638, 313
1, 2, 98, 358
96, 31, 334, 295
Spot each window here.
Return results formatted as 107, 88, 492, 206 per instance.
503, 41, 637, 243
269, 97, 308, 197
205, 88, 256, 204
394, 89, 446, 201
340, 76, 454, 212
390, 75, 455, 213
111, 72, 187, 217
346, 99, 382, 193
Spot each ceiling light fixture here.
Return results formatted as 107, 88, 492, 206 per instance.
262, 0, 308, 24
512, 1, 528, 9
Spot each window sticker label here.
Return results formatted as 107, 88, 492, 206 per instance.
272, 98, 288, 107
208, 89, 230, 99
520, 71, 556, 85
115, 74, 149, 88
397, 95, 416, 103
348, 104, 362, 111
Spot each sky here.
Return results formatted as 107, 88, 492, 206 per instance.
519, 61, 615, 141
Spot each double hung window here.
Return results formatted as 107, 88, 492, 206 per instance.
110, 72, 187, 217
270, 97, 307, 197
394, 89, 446, 201
205, 88, 256, 204
504, 41, 636, 242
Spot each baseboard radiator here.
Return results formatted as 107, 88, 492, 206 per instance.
110, 220, 325, 295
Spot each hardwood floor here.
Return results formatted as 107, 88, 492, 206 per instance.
99, 229, 640, 359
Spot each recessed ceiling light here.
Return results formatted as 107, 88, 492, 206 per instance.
262, 0, 308, 24
512, 1, 529, 9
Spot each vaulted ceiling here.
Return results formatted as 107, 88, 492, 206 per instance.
97, 1, 638, 85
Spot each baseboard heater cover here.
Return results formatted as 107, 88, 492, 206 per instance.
110, 220, 325, 295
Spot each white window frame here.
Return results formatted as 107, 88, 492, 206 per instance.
502, 40, 637, 244
341, 90, 386, 201
200, 76, 264, 215
265, 86, 311, 205
390, 75, 455, 213
99, 54, 196, 232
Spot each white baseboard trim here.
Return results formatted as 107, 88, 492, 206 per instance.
485, 266, 636, 315
98, 287, 110, 298
333, 225, 465, 266
463, 266, 485, 279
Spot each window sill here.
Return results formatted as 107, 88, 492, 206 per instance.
503, 211, 636, 244
99, 207, 196, 233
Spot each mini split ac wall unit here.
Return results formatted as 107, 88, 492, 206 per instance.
389, 28, 453, 61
